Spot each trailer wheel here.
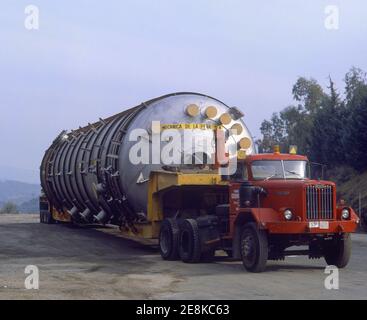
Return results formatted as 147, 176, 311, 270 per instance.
323, 233, 351, 268
40, 211, 54, 224
240, 223, 268, 272
159, 218, 180, 260
179, 219, 201, 263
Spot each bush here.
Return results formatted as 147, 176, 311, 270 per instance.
0, 201, 19, 214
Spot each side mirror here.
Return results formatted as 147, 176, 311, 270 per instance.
309, 162, 326, 180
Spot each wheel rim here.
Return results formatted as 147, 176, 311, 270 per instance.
243, 233, 256, 265
160, 229, 170, 254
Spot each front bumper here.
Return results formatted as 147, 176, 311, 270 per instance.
264, 219, 359, 234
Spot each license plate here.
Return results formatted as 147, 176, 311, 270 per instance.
309, 221, 329, 229
309, 221, 319, 228
319, 221, 329, 229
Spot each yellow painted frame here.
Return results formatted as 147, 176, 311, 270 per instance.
121, 170, 226, 239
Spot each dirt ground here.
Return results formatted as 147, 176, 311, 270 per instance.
0, 214, 366, 300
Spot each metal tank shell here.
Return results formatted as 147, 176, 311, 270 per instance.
40, 92, 255, 224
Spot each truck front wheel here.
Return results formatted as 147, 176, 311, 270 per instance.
323, 233, 351, 268
179, 219, 201, 263
240, 223, 268, 272
159, 218, 180, 260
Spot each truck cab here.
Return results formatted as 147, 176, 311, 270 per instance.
157, 151, 359, 272
225, 152, 359, 271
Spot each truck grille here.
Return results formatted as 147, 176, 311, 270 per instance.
306, 185, 334, 220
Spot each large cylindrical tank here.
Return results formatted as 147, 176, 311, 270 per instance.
40, 92, 255, 224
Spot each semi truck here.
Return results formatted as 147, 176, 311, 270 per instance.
40, 92, 359, 272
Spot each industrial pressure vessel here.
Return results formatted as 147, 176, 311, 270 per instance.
40, 92, 254, 224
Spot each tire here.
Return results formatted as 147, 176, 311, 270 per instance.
179, 219, 201, 263
40, 211, 54, 224
240, 222, 268, 272
159, 218, 180, 260
323, 233, 351, 268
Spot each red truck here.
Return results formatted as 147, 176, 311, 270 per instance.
158, 151, 360, 272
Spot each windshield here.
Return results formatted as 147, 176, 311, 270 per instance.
251, 160, 308, 180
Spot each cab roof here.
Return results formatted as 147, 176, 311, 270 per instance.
245, 153, 308, 162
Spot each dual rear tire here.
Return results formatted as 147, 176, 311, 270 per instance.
159, 218, 180, 260
159, 218, 268, 270
178, 219, 202, 263
159, 218, 215, 263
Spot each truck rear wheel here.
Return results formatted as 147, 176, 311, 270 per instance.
159, 218, 180, 260
323, 233, 351, 268
179, 219, 201, 263
240, 223, 268, 272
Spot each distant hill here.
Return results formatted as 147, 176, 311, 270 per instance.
0, 165, 39, 184
18, 197, 39, 213
324, 166, 367, 230
0, 180, 40, 213
334, 168, 367, 215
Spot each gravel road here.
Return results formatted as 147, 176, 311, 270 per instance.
0, 214, 366, 299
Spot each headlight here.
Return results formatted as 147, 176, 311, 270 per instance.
284, 209, 293, 220
341, 208, 350, 220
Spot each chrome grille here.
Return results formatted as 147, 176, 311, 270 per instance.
306, 185, 334, 220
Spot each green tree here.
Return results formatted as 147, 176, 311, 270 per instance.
344, 96, 367, 171
342, 67, 367, 170
344, 67, 367, 106
257, 76, 327, 155
280, 105, 311, 155
292, 77, 327, 114
0, 201, 19, 214
309, 76, 346, 165
257, 68, 367, 172
257, 113, 287, 153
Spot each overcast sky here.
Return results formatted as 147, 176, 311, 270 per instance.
0, 1, 366, 183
